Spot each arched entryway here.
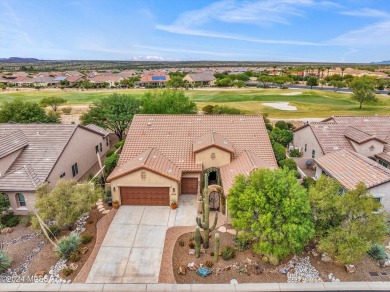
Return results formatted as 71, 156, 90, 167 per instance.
204, 167, 220, 186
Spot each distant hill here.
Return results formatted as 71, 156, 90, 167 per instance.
0, 57, 41, 63
372, 60, 390, 64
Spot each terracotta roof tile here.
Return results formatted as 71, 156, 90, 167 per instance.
115, 115, 277, 179
315, 149, 390, 189
107, 148, 181, 182
220, 150, 275, 194
193, 131, 234, 153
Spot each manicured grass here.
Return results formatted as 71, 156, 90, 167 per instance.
1, 88, 389, 118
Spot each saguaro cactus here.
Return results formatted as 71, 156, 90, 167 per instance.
195, 226, 201, 258
196, 174, 218, 249
214, 233, 220, 263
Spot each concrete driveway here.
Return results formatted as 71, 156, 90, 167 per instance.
86, 195, 197, 284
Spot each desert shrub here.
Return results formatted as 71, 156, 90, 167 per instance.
367, 244, 388, 261
62, 267, 73, 276
62, 107, 72, 115
275, 120, 288, 130
178, 240, 185, 247
55, 233, 81, 259
0, 251, 12, 273
221, 246, 235, 261
48, 225, 62, 239
204, 260, 214, 268
104, 154, 119, 175
265, 123, 273, 132
81, 234, 93, 244
20, 212, 33, 227
279, 158, 297, 171
233, 232, 253, 251
289, 149, 302, 157
188, 242, 195, 249
105, 149, 115, 158
1, 213, 20, 227
269, 255, 279, 266
271, 141, 286, 163
115, 140, 124, 149
69, 250, 81, 262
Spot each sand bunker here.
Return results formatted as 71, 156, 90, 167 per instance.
262, 102, 297, 111
281, 92, 302, 96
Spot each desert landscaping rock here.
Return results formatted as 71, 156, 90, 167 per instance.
218, 226, 227, 233
2, 231, 41, 248
226, 229, 236, 235
345, 264, 356, 273
286, 256, 323, 283
1, 227, 13, 234
230, 279, 238, 284
321, 253, 333, 263
328, 273, 340, 282
102, 209, 110, 214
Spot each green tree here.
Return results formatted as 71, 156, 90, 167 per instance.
216, 77, 232, 87
0, 99, 59, 123
233, 80, 245, 88
318, 183, 388, 264
275, 120, 289, 130
141, 90, 196, 115
81, 94, 141, 140
40, 96, 67, 111
350, 76, 378, 109
105, 153, 119, 175
319, 79, 327, 89
279, 158, 297, 171
306, 76, 318, 89
329, 80, 344, 92
308, 176, 343, 237
35, 180, 102, 228
0, 193, 10, 218
202, 105, 214, 114
166, 76, 185, 89
269, 127, 293, 147
257, 75, 273, 88
228, 168, 315, 262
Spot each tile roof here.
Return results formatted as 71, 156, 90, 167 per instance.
193, 131, 234, 154
0, 164, 42, 191
315, 149, 390, 190
0, 130, 29, 159
343, 126, 386, 144
87, 75, 123, 83
0, 124, 77, 190
107, 148, 181, 182
112, 114, 277, 181
186, 73, 216, 82
85, 124, 110, 137
140, 72, 170, 83
220, 150, 275, 194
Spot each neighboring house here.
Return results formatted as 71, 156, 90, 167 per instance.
33, 76, 55, 87
183, 73, 216, 86
87, 75, 124, 87
0, 124, 110, 215
66, 75, 85, 85
293, 116, 390, 163
315, 149, 390, 212
138, 72, 170, 87
106, 115, 277, 216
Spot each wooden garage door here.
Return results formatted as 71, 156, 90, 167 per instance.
181, 178, 198, 194
120, 187, 169, 206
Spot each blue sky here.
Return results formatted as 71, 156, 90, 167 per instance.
1, 0, 389, 62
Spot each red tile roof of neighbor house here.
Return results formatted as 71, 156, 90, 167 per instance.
140, 72, 170, 82
107, 115, 277, 192
220, 150, 276, 194
295, 116, 390, 154
315, 149, 390, 190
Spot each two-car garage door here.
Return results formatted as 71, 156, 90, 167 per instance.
120, 187, 170, 206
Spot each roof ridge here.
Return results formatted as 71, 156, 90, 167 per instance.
24, 164, 41, 187
346, 149, 390, 176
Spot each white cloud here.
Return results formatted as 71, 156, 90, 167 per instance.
340, 8, 389, 18
156, 25, 328, 46
330, 20, 390, 46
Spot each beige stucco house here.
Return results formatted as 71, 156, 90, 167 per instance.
0, 124, 110, 215
183, 73, 216, 86
106, 115, 277, 215
315, 149, 390, 212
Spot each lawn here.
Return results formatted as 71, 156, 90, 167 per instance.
1, 87, 389, 118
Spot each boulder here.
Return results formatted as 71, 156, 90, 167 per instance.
178, 266, 186, 275
230, 279, 238, 284
218, 226, 227, 233
69, 263, 78, 271
321, 253, 333, 263
187, 262, 198, 271
188, 249, 195, 255
1, 227, 13, 234
345, 264, 356, 273
226, 229, 236, 235
379, 259, 390, 268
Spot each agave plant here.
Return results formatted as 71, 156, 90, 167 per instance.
0, 250, 12, 273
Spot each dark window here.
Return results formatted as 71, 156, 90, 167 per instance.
304, 144, 307, 152
100, 143, 102, 152
378, 160, 389, 168
95, 145, 99, 153
312, 150, 315, 158
17, 193, 26, 207
373, 197, 382, 202
72, 163, 78, 177
106, 137, 109, 147
60, 172, 66, 178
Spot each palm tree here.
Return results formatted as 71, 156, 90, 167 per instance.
340, 66, 346, 77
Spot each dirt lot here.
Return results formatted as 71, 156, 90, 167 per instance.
173, 232, 390, 284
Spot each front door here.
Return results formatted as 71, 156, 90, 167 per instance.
209, 191, 220, 210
